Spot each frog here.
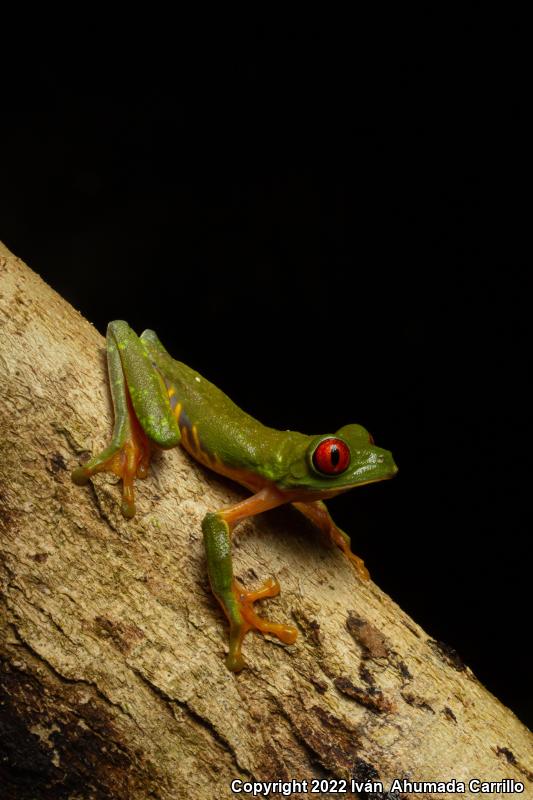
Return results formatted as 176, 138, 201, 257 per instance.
72, 321, 398, 671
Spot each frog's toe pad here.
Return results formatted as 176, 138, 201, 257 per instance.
71, 466, 91, 486
121, 498, 136, 518
226, 651, 246, 672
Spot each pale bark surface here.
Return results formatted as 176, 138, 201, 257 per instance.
0, 241, 531, 800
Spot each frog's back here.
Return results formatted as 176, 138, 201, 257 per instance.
142, 330, 308, 485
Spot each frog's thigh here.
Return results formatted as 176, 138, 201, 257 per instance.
108, 321, 180, 448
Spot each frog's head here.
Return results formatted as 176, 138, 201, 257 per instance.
280, 423, 398, 496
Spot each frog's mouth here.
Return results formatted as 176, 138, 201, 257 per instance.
349, 470, 398, 489
336, 462, 399, 494
353, 460, 399, 481
285, 467, 398, 502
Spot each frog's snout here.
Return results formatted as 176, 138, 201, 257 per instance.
377, 450, 398, 478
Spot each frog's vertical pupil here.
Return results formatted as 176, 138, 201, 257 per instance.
312, 437, 351, 475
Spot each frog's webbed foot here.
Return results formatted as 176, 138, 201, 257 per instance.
71, 415, 150, 518
226, 577, 297, 672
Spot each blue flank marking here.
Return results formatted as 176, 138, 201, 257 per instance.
178, 407, 192, 432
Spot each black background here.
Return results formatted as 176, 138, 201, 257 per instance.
2, 22, 530, 729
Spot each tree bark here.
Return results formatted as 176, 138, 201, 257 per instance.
0, 241, 531, 800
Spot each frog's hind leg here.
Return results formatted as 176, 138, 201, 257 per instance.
72, 320, 181, 518
202, 487, 298, 672
293, 499, 370, 581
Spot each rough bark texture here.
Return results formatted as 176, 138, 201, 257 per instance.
0, 241, 531, 800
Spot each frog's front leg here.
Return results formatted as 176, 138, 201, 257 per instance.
72, 320, 181, 517
202, 486, 298, 672
293, 499, 370, 581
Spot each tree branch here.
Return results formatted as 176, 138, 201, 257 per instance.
0, 242, 531, 800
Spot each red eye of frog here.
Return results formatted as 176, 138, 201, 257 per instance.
312, 438, 351, 475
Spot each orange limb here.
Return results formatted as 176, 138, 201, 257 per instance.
293, 499, 370, 580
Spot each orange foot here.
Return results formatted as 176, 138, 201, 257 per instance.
343, 550, 370, 581
227, 578, 297, 672
71, 419, 150, 518
327, 527, 370, 581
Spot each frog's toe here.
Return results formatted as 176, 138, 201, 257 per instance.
242, 576, 280, 602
